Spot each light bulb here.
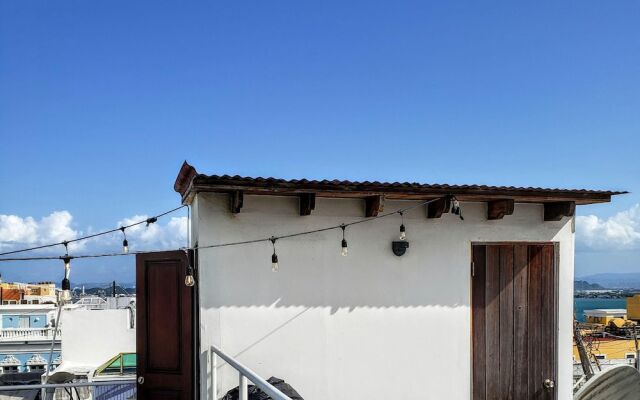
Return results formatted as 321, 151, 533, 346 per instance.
122, 239, 129, 253
271, 253, 279, 272
64, 258, 71, 270
399, 224, 406, 241
341, 239, 348, 256
61, 289, 71, 302
185, 266, 195, 287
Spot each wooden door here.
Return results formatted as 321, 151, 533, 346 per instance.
137, 251, 194, 400
472, 244, 557, 400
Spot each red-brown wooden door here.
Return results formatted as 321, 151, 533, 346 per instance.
472, 244, 557, 400
137, 251, 195, 400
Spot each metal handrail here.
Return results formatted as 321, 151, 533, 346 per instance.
0, 380, 136, 391
210, 344, 293, 400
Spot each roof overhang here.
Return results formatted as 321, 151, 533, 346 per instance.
174, 161, 626, 208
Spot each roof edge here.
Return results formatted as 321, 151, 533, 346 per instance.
173, 161, 198, 198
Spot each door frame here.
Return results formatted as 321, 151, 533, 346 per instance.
470, 242, 559, 400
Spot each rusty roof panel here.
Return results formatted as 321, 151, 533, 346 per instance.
174, 161, 626, 205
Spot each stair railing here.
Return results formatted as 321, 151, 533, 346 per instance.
210, 344, 293, 400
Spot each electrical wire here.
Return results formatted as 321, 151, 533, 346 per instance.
0, 197, 452, 263
0, 205, 187, 257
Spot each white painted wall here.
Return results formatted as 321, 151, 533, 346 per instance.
194, 193, 575, 400
61, 309, 135, 368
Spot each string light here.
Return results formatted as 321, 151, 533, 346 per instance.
184, 251, 195, 287
60, 257, 72, 303
451, 196, 464, 220
120, 227, 129, 253
0, 197, 457, 272
0, 205, 186, 257
340, 224, 348, 256
270, 237, 279, 272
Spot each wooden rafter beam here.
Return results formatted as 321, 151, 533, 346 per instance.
544, 201, 576, 221
299, 193, 316, 216
365, 195, 385, 217
229, 190, 243, 214
487, 199, 515, 220
427, 197, 451, 218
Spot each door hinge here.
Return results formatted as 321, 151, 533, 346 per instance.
471, 261, 475, 277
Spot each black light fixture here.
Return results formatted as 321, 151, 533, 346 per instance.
451, 196, 464, 220
60, 257, 72, 303
340, 225, 348, 257
146, 217, 158, 227
392, 241, 409, 256
120, 227, 129, 253
270, 237, 279, 272
184, 251, 195, 287
399, 211, 406, 240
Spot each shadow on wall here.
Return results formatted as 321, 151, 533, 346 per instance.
195, 194, 568, 311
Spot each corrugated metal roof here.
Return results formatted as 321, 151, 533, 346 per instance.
174, 161, 626, 205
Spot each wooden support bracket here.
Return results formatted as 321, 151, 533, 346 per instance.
299, 193, 316, 216
487, 199, 515, 220
229, 190, 243, 214
427, 197, 451, 218
365, 195, 385, 217
544, 201, 576, 221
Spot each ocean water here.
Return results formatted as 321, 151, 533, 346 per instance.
574, 298, 627, 322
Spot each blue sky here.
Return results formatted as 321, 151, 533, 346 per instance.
0, 1, 638, 283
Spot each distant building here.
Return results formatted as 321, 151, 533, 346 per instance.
626, 294, 640, 321
0, 283, 61, 375
0, 282, 56, 305
584, 309, 628, 325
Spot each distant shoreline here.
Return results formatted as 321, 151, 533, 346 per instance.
574, 289, 640, 299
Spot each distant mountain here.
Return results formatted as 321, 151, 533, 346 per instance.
578, 273, 640, 290
574, 280, 606, 290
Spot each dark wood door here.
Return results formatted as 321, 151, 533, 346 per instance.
137, 251, 194, 400
472, 244, 557, 400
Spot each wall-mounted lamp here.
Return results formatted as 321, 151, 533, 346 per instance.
392, 241, 409, 256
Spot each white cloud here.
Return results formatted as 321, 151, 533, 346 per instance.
576, 204, 640, 250
116, 215, 188, 251
0, 211, 80, 249
0, 211, 187, 254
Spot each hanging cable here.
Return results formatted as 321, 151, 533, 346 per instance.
0, 196, 455, 263
0, 205, 187, 257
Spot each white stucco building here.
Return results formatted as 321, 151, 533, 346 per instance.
164, 162, 623, 400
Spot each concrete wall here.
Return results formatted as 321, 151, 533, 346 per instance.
61, 309, 135, 368
194, 193, 575, 400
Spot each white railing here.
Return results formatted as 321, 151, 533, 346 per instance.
0, 380, 136, 400
210, 344, 293, 400
0, 328, 61, 340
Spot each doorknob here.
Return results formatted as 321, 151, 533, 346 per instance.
543, 378, 555, 389
137, 376, 144, 385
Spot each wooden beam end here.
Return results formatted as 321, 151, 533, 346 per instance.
365, 195, 385, 217
487, 199, 515, 220
299, 193, 316, 216
544, 201, 575, 221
